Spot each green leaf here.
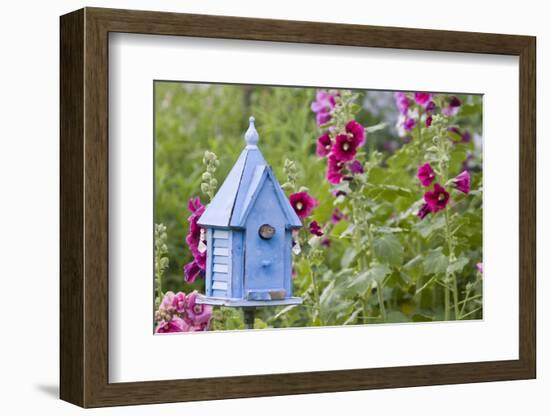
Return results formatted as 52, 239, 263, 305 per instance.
348, 264, 391, 295
341, 247, 357, 268
423, 249, 449, 275
447, 256, 469, 274
403, 255, 424, 281
373, 234, 404, 266
365, 122, 388, 133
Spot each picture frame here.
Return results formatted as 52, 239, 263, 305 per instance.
60, 7, 536, 408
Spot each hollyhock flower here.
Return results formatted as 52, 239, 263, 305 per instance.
461, 131, 472, 143
394, 92, 410, 115
404, 117, 416, 131
447, 126, 470, 143
289, 191, 318, 219
452, 170, 471, 194
425, 115, 433, 127
414, 92, 433, 108
442, 96, 462, 116
425, 101, 436, 113
183, 260, 203, 283
155, 316, 188, 334
186, 291, 212, 327
424, 183, 450, 213
311, 90, 338, 126
160, 291, 186, 314
332, 134, 357, 161
345, 120, 366, 147
331, 208, 344, 224
321, 238, 331, 247
316, 133, 332, 157
309, 220, 324, 236
476, 262, 483, 274
327, 154, 345, 184
349, 160, 364, 174
185, 197, 206, 269
417, 163, 436, 187
417, 203, 431, 220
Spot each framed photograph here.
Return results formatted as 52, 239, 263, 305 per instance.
60, 7, 536, 408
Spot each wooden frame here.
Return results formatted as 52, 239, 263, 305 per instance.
60, 7, 536, 408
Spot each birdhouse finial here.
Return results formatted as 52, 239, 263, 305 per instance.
245, 116, 259, 147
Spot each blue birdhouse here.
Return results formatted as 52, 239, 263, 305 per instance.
196, 117, 303, 308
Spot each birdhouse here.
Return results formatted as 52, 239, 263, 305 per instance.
196, 117, 303, 308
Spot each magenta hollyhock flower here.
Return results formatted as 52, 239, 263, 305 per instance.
309, 220, 324, 237
417, 163, 436, 187
311, 90, 338, 126
453, 170, 471, 194
425, 101, 436, 113
424, 183, 450, 213
321, 238, 331, 247
417, 203, 431, 220
404, 117, 416, 131
331, 208, 344, 224
160, 291, 186, 314
155, 316, 188, 334
442, 96, 462, 116
183, 260, 203, 283
185, 197, 206, 264
425, 115, 433, 127
316, 133, 332, 157
349, 160, 364, 174
332, 134, 358, 161
345, 120, 366, 147
186, 291, 212, 327
289, 191, 318, 219
414, 92, 433, 108
461, 131, 472, 143
476, 262, 483, 274
326, 154, 345, 184
394, 92, 410, 115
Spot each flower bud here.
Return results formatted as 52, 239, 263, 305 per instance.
201, 183, 210, 193
202, 172, 211, 180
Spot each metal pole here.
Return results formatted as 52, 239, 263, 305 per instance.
243, 307, 255, 329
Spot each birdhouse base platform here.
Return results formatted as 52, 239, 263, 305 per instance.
196, 295, 303, 308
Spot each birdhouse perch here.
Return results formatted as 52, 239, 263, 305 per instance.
196, 117, 303, 309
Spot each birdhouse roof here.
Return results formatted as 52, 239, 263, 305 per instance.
197, 118, 302, 229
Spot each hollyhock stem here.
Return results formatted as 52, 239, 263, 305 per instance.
310, 268, 323, 326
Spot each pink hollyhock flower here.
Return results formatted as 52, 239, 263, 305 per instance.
394, 92, 410, 115
424, 183, 450, 213
476, 262, 483, 274
155, 316, 188, 334
309, 220, 324, 236
417, 163, 436, 187
311, 90, 338, 126
326, 154, 345, 184
160, 291, 186, 314
186, 291, 212, 327
331, 208, 344, 224
345, 120, 366, 147
332, 134, 358, 161
404, 117, 416, 131
289, 191, 318, 219
349, 160, 364, 174
442, 96, 462, 116
452, 170, 471, 194
183, 260, 203, 283
425, 115, 433, 127
316, 133, 332, 157
417, 203, 431, 220
414, 92, 433, 108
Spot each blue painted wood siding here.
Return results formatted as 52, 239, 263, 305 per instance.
244, 179, 286, 295
208, 229, 232, 298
